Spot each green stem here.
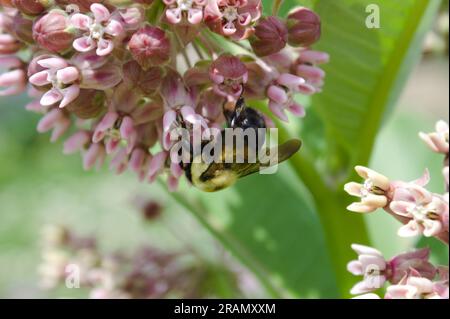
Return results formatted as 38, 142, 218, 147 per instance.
158, 180, 283, 298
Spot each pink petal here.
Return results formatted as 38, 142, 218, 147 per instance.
165, 8, 182, 24
73, 36, 96, 52
130, 149, 146, 172
59, 85, 80, 108
351, 244, 383, 257
296, 64, 325, 81
299, 50, 330, 64
360, 255, 386, 270
56, 67, 80, 85
147, 151, 167, 182
104, 137, 119, 154
398, 220, 422, 237
187, 8, 203, 24
298, 82, 316, 95
96, 38, 114, 56
40, 89, 63, 106
436, 120, 448, 134
63, 131, 90, 154
390, 201, 415, 217
180, 106, 199, 124
29, 70, 51, 86
37, 58, 68, 70
408, 184, 432, 204
83, 143, 102, 170
422, 220, 442, 237
105, 20, 124, 37
344, 182, 364, 197
238, 12, 251, 26
167, 174, 180, 191
92, 112, 118, 143
347, 260, 363, 276
288, 102, 305, 117
170, 162, 183, 178
70, 13, 92, 30
120, 116, 135, 140
277, 73, 305, 89
350, 281, 373, 295
347, 202, 376, 213
222, 21, 237, 35
267, 85, 288, 104
50, 117, 71, 142
37, 108, 62, 132
91, 3, 110, 23
268, 100, 288, 122
163, 109, 177, 132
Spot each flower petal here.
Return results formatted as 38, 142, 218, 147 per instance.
91, 3, 110, 23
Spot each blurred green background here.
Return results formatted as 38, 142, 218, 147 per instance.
0, 0, 448, 298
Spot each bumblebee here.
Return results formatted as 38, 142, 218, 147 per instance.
182, 96, 302, 192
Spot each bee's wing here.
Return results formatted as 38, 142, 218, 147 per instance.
234, 138, 302, 178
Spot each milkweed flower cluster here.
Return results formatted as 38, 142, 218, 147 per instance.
39, 224, 252, 298
344, 121, 449, 299
0, 0, 328, 190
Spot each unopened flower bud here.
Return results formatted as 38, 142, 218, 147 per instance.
287, 7, 321, 47
129, 25, 171, 70
123, 60, 162, 95
12, 12, 34, 44
12, 0, 49, 16
33, 9, 74, 53
65, 89, 106, 119
55, 0, 105, 12
249, 16, 287, 57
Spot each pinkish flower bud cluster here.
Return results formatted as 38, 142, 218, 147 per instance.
0, 1, 328, 191
344, 121, 449, 299
38, 224, 252, 298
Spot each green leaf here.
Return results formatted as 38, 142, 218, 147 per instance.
308, 0, 441, 178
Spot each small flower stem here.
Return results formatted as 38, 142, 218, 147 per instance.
174, 30, 193, 69
272, 0, 284, 16
192, 41, 206, 60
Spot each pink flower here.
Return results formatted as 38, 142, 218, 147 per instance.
209, 54, 248, 99
293, 49, 329, 91
249, 16, 288, 57
390, 184, 448, 238
128, 25, 171, 70
286, 7, 321, 47
70, 3, 124, 56
29, 56, 81, 108
267, 73, 311, 122
347, 244, 387, 294
37, 108, 71, 142
32, 10, 75, 53
388, 248, 436, 284
419, 120, 449, 155
386, 276, 443, 299
164, 0, 206, 25
205, 0, 262, 40
0, 56, 26, 96
70, 51, 123, 90
344, 166, 391, 213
